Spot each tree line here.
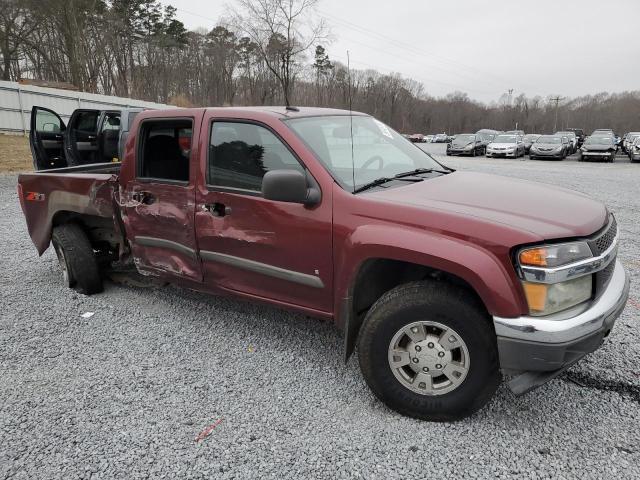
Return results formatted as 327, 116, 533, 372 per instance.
1, 0, 638, 134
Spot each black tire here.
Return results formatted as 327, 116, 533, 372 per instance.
357, 281, 501, 421
471, 148, 476, 157
51, 223, 103, 295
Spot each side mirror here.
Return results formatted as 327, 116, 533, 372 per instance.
262, 170, 320, 206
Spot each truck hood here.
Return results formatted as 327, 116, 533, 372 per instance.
367, 171, 607, 240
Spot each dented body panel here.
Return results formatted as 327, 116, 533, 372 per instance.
17, 171, 118, 255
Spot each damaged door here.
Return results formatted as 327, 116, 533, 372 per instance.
195, 119, 333, 313
120, 116, 203, 281
29, 106, 67, 170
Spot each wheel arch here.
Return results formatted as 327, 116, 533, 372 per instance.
337, 237, 526, 362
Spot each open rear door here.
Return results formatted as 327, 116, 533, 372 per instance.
29, 106, 67, 170
64, 109, 100, 166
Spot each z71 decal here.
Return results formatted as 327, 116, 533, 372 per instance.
25, 192, 45, 202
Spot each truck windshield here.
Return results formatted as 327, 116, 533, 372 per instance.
285, 115, 443, 191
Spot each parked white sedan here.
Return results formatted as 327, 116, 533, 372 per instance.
485, 134, 526, 158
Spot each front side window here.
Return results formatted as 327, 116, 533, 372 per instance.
286, 115, 443, 191
209, 122, 304, 192
139, 119, 192, 182
35, 109, 62, 133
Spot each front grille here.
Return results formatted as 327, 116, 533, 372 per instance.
589, 216, 617, 255
594, 259, 615, 299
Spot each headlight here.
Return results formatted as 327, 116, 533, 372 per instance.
517, 241, 594, 316
464, 144, 473, 150
519, 242, 592, 267
522, 275, 592, 316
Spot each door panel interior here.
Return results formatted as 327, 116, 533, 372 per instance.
29, 106, 67, 170
65, 109, 100, 165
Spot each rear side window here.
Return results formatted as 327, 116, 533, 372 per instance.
75, 111, 99, 132
208, 122, 304, 192
138, 119, 192, 182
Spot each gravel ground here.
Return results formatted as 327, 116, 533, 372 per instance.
1, 149, 639, 479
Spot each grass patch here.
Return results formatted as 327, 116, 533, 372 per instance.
0, 134, 33, 173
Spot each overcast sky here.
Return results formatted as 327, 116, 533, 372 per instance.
161, 0, 640, 104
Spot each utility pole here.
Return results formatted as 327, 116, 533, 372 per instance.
507, 89, 514, 130
550, 95, 565, 132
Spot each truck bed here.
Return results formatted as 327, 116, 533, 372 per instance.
18, 163, 120, 255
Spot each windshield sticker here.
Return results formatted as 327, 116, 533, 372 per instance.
374, 119, 393, 139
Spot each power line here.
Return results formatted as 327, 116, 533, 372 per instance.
336, 33, 501, 95
333, 36, 495, 96
317, 9, 547, 97
170, 3, 545, 100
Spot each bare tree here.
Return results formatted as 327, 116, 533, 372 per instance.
231, 0, 327, 106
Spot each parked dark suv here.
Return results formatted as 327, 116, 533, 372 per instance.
29, 106, 143, 170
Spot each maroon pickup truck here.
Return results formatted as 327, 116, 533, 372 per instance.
18, 106, 629, 421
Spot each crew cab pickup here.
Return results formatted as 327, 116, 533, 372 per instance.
18, 107, 630, 421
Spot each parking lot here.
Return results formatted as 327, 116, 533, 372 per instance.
1, 150, 639, 478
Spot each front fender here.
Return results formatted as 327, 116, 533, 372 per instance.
335, 223, 528, 329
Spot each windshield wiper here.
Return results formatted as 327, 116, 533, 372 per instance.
353, 176, 423, 194
393, 167, 451, 178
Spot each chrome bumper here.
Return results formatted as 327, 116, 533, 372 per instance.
493, 260, 629, 344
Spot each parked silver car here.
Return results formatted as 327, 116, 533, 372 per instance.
622, 132, 640, 153
528, 135, 567, 160
629, 136, 640, 162
486, 134, 525, 158
555, 131, 578, 154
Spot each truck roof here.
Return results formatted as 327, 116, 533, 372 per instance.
139, 106, 368, 120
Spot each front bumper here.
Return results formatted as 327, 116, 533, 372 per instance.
581, 151, 615, 160
447, 148, 474, 156
487, 150, 517, 157
530, 150, 563, 158
493, 260, 630, 393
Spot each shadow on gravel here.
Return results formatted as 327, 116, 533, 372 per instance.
563, 371, 640, 404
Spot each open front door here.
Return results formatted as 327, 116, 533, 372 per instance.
29, 106, 67, 170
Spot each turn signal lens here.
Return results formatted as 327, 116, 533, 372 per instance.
522, 276, 592, 316
522, 282, 547, 312
519, 242, 592, 268
519, 248, 547, 267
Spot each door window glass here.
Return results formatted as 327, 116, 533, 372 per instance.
101, 113, 121, 132
35, 109, 62, 133
74, 111, 99, 133
139, 120, 192, 182
209, 122, 304, 191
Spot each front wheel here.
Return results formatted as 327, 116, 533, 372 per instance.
357, 281, 501, 421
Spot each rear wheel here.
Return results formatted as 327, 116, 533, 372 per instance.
51, 224, 103, 295
357, 281, 501, 421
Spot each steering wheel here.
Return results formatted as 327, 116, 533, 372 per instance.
361, 155, 384, 170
